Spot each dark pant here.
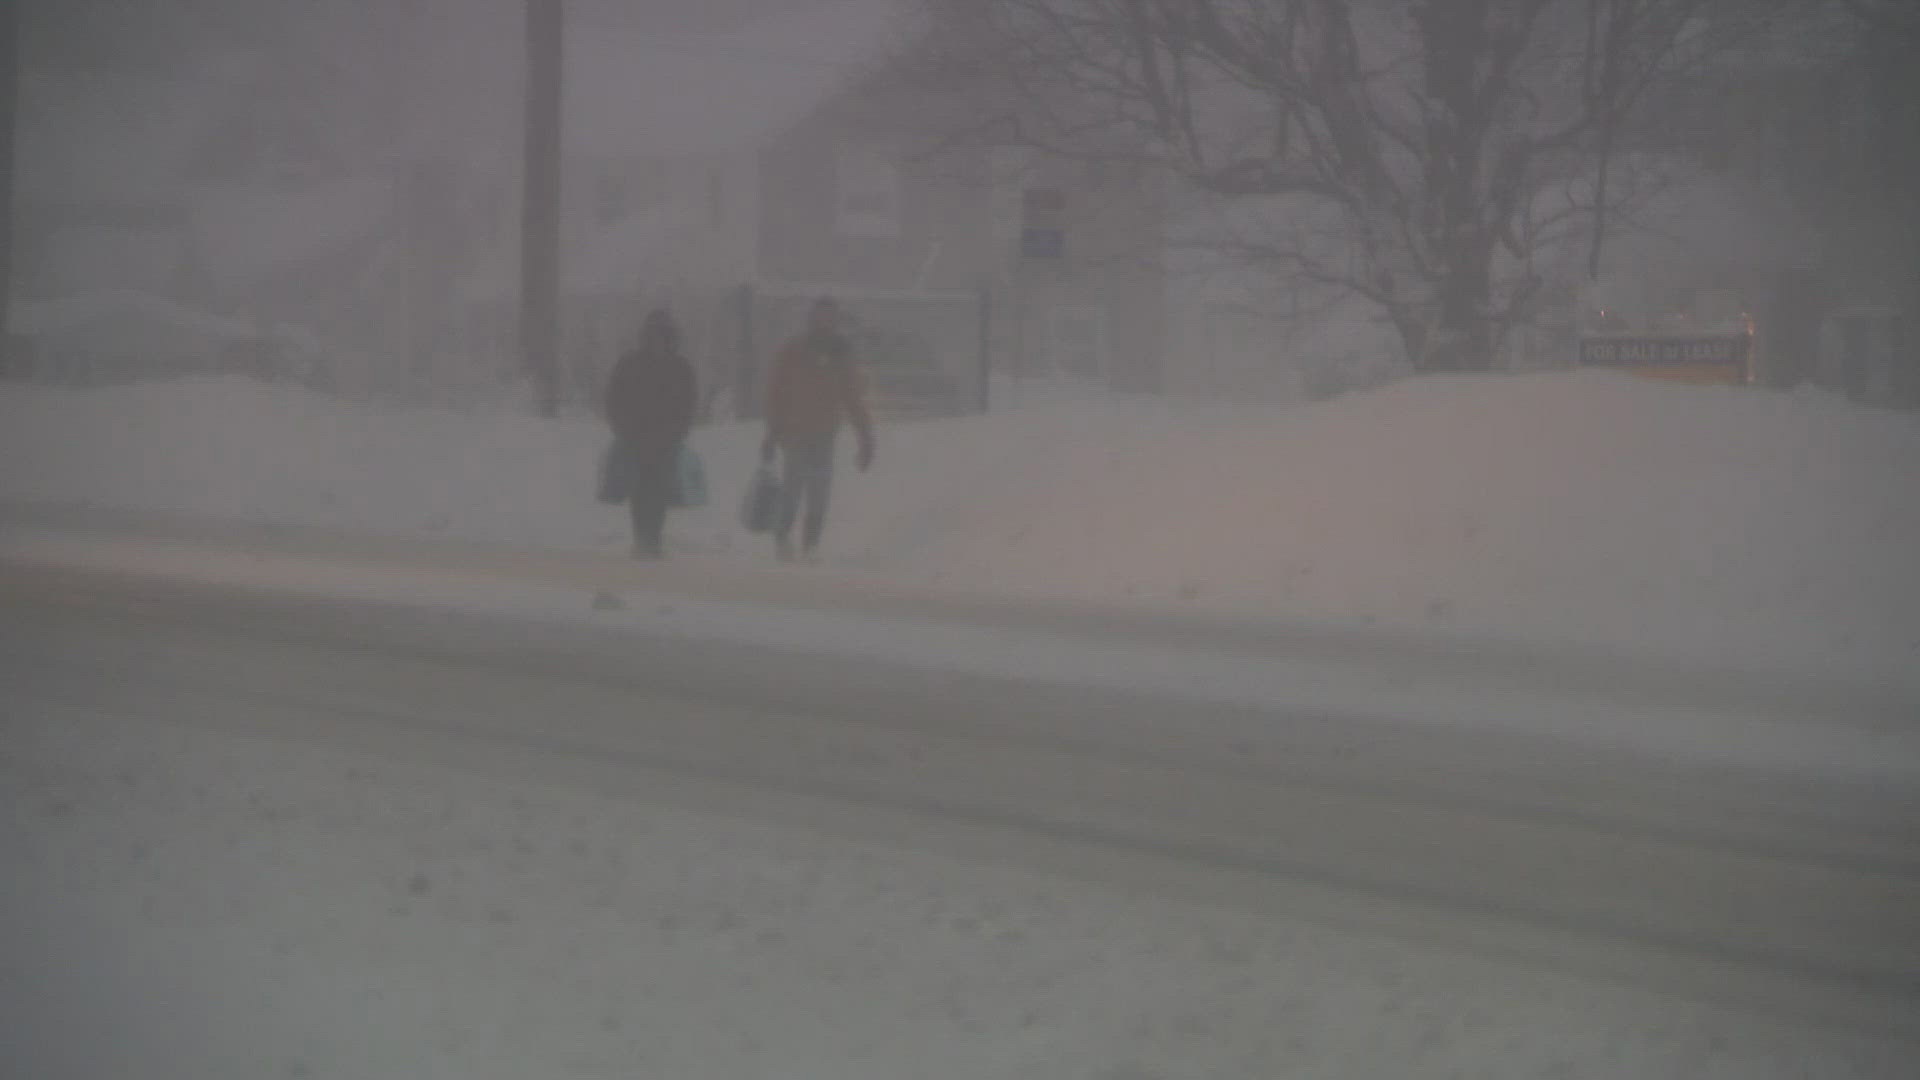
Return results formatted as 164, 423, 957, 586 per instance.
777, 438, 835, 551
627, 455, 675, 555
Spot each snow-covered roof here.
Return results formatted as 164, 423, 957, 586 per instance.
564, 0, 910, 159
190, 178, 394, 292
11, 290, 264, 341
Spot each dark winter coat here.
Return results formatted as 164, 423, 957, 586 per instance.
606, 346, 697, 465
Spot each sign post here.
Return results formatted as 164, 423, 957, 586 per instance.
519, 0, 564, 417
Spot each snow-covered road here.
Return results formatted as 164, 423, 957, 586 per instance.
3, 558, 1918, 1077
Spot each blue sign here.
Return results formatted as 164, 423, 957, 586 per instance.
1021, 228, 1065, 259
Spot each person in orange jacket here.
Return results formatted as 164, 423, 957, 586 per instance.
761, 297, 875, 562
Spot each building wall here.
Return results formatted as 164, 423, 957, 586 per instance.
563, 150, 761, 289
754, 106, 997, 294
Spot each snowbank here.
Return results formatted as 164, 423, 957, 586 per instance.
2, 372, 1916, 686
896, 374, 1920, 685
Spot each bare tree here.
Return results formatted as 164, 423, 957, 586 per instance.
1839, 0, 1920, 41
924, 0, 1746, 372
1838, 0, 1920, 400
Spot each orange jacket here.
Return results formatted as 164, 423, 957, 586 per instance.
765, 333, 874, 450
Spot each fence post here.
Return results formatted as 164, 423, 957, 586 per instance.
976, 282, 993, 414
735, 282, 758, 420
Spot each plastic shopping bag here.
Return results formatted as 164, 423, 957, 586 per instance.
596, 440, 631, 505
671, 443, 709, 508
740, 464, 782, 534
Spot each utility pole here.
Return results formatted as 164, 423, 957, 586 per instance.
0, 0, 17, 378
519, 0, 563, 417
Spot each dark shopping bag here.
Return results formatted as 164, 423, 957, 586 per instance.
740, 464, 782, 534
596, 441, 631, 505
671, 443, 709, 508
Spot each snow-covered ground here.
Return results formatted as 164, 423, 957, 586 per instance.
3, 371, 1917, 686
5, 707, 1911, 1080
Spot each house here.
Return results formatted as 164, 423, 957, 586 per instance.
12, 68, 219, 301
456, 0, 1167, 413
13, 54, 399, 387
8, 291, 319, 388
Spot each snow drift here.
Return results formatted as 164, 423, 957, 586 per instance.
1, 371, 1915, 686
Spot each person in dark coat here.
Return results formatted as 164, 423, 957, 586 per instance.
606, 309, 697, 558
761, 297, 875, 562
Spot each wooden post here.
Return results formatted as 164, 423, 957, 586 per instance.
976, 281, 992, 414
519, 0, 564, 416
0, 0, 17, 377
735, 283, 758, 420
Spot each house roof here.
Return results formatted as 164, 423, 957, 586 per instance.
564, 0, 911, 159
